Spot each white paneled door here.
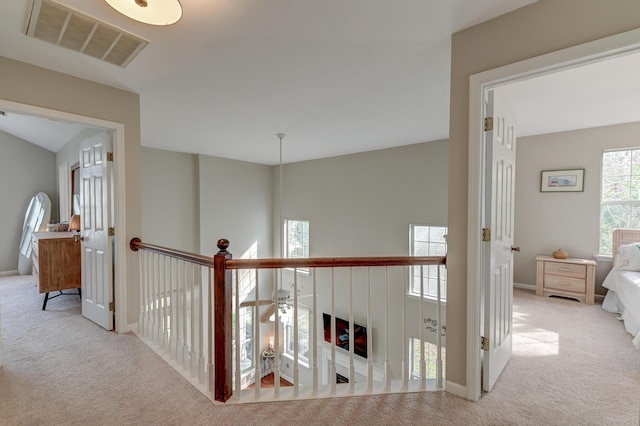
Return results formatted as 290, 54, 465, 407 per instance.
80, 132, 113, 330
482, 90, 516, 391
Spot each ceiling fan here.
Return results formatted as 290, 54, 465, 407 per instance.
239, 284, 310, 322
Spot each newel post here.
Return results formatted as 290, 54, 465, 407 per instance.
213, 238, 233, 402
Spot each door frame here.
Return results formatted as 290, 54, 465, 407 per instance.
0, 98, 128, 333
466, 27, 640, 401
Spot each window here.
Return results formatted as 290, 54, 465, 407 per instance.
410, 338, 445, 380
284, 219, 309, 273
233, 243, 258, 375
600, 148, 640, 254
409, 225, 447, 300
284, 305, 310, 365
233, 306, 254, 373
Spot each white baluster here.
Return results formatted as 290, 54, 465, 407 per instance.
154, 253, 161, 346
138, 248, 144, 334
198, 265, 205, 384
163, 255, 170, 353
330, 268, 336, 396
176, 260, 183, 367
170, 258, 177, 358
144, 250, 150, 336
293, 269, 299, 398
384, 267, 391, 391
182, 261, 189, 371
273, 269, 280, 398
234, 271, 242, 399
436, 264, 443, 389
348, 267, 354, 394
190, 263, 197, 377
420, 265, 426, 390
207, 267, 214, 393
402, 266, 408, 391
254, 269, 262, 400
367, 267, 373, 393
312, 269, 318, 396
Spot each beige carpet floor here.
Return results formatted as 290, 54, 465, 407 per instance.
0, 275, 638, 425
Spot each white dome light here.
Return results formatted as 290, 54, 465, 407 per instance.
105, 0, 182, 26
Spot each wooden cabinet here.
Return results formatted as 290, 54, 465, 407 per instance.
31, 232, 81, 309
535, 255, 596, 304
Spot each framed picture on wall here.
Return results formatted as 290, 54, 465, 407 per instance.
540, 169, 585, 192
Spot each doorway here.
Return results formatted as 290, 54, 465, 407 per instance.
466, 28, 640, 400
0, 98, 128, 332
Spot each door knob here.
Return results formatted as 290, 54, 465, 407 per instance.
511, 246, 520, 252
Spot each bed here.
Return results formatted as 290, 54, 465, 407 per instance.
602, 228, 640, 349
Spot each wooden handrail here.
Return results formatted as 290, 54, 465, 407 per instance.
129, 237, 214, 267
130, 238, 446, 270
227, 256, 446, 269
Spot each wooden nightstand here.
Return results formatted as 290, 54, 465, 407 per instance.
535, 255, 596, 304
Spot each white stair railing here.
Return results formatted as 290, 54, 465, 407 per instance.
131, 238, 446, 404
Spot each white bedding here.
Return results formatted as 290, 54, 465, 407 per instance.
602, 269, 640, 348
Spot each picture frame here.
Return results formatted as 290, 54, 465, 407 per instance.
540, 168, 585, 192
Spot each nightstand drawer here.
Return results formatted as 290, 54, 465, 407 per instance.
544, 262, 586, 279
544, 275, 586, 293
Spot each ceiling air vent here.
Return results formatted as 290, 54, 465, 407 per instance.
26, 0, 148, 67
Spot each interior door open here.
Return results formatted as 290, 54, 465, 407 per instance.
79, 131, 113, 330
482, 90, 516, 391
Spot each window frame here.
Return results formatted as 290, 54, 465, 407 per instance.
283, 304, 311, 367
409, 337, 445, 380
600, 147, 640, 255
408, 224, 447, 302
233, 256, 258, 375
283, 219, 310, 275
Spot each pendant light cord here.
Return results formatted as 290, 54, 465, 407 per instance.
276, 133, 285, 295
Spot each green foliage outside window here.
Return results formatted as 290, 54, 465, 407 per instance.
601, 149, 640, 254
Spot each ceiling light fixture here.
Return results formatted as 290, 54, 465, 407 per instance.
105, 0, 183, 25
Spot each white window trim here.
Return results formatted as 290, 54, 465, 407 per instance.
283, 304, 311, 368
284, 219, 310, 275
599, 147, 640, 255
409, 337, 446, 380
408, 224, 447, 302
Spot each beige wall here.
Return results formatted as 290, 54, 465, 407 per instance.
514, 122, 640, 294
448, 0, 640, 388
0, 56, 142, 326
141, 147, 199, 252
0, 131, 56, 272
197, 154, 273, 260
274, 140, 449, 258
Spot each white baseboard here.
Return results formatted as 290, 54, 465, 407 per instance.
514, 282, 535, 291
124, 322, 139, 334
0, 270, 19, 276
445, 380, 467, 399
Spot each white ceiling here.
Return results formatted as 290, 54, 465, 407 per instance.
1, 0, 638, 165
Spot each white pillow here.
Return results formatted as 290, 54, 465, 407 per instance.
616, 242, 640, 271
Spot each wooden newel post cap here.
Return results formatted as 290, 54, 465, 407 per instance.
217, 239, 230, 253
130, 237, 141, 251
